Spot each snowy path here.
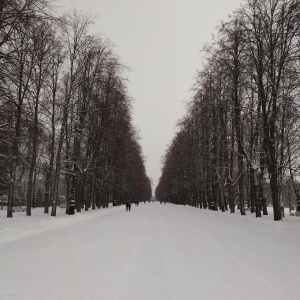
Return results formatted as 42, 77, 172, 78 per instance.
0, 203, 299, 300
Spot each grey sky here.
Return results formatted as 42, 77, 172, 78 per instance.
60, 0, 243, 189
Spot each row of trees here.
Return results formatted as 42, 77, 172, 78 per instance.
0, 0, 152, 218
156, 0, 300, 220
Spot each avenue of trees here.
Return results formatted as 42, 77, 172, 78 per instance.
0, 0, 152, 218
156, 0, 300, 220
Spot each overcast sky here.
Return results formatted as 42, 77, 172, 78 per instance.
59, 0, 243, 190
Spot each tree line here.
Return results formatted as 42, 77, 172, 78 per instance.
156, 0, 300, 221
0, 0, 152, 218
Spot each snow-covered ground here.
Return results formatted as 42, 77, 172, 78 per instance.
0, 203, 299, 300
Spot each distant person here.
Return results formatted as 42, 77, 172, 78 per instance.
128, 201, 131, 211
126, 202, 129, 211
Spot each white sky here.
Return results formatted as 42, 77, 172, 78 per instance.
59, 0, 243, 189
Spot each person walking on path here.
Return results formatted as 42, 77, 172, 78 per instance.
126, 201, 132, 212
